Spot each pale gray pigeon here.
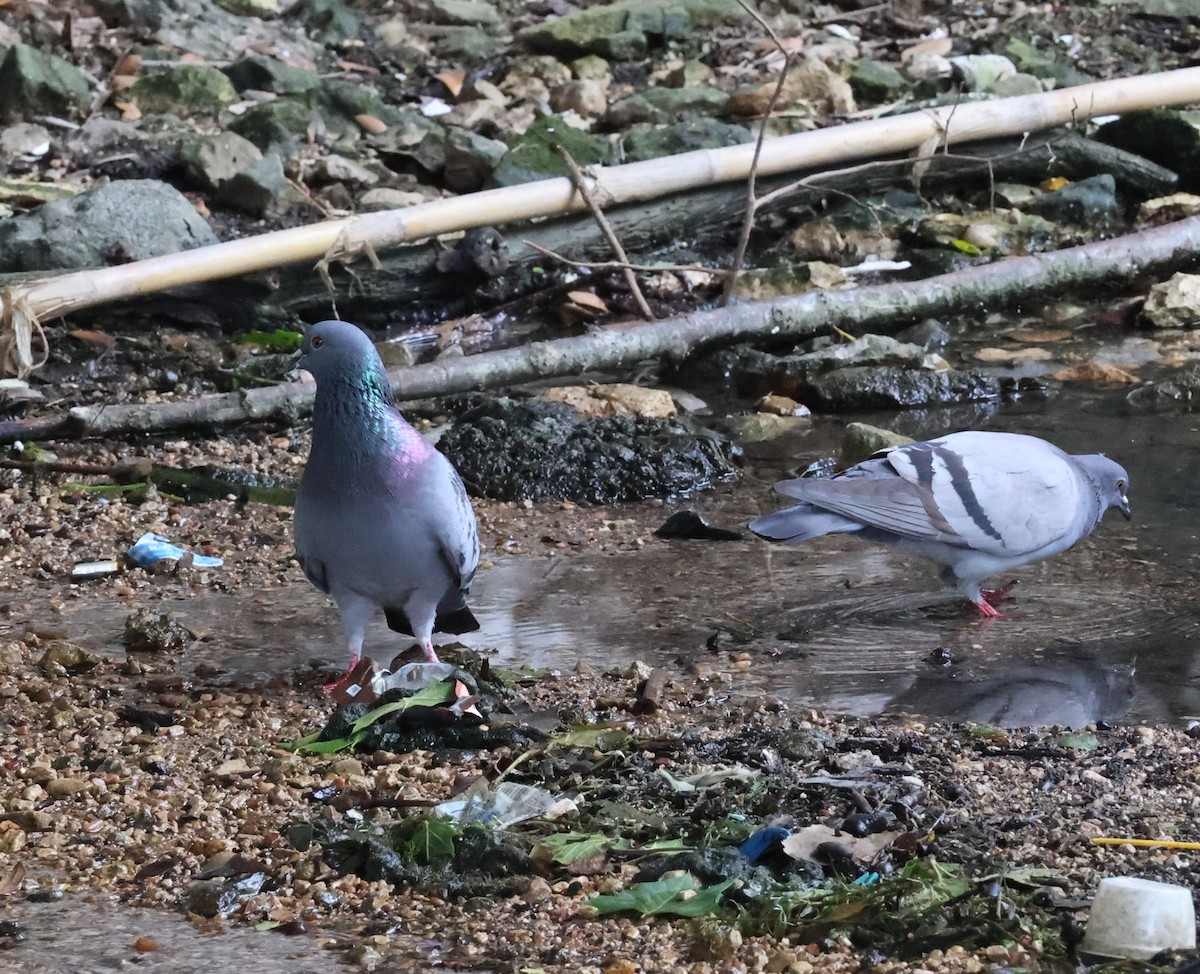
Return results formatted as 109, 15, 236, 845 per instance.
291, 320, 480, 677
749, 431, 1130, 616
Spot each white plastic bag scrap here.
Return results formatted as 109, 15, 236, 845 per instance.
435, 781, 577, 827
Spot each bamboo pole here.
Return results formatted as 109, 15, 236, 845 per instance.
2, 66, 1199, 361
9, 212, 1192, 444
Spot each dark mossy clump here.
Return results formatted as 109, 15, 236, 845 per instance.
438, 397, 741, 503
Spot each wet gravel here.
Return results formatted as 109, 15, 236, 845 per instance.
1, 429, 1199, 973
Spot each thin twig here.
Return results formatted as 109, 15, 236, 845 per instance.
722, 0, 795, 306
521, 240, 716, 276
556, 147, 655, 320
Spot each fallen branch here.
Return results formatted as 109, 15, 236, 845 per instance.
3, 213, 1195, 444
3, 66, 1200, 374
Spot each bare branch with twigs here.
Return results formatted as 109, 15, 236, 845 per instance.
556, 147, 655, 320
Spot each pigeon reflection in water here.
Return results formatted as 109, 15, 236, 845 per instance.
750, 431, 1131, 616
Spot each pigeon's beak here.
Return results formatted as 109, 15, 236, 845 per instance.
285, 348, 305, 378
1118, 493, 1131, 521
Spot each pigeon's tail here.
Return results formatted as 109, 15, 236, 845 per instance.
385, 604, 481, 637
748, 504, 863, 543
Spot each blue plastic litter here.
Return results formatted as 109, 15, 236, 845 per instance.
126, 532, 224, 569
738, 825, 791, 864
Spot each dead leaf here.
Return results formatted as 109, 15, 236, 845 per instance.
1041, 176, 1070, 192
114, 53, 142, 76
69, 329, 118, 349
336, 59, 379, 74
133, 937, 163, 953
1052, 362, 1139, 385
1006, 328, 1071, 343
901, 37, 953, 62
0, 861, 26, 895
114, 100, 142, 121
567, 291, 608, 313
354, 113, 388, 134
560, 291, 609, 326
975, 346, 1053, 365
436, 69, 467, 98
782, 824, 905, 864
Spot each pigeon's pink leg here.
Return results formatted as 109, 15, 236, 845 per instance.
421, 639, 441, 664
981, 579, 1019, 605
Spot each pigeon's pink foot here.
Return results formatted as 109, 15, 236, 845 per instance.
972, 598, 1002, 619
982, 579, 1019, 605
324, 653, 362, 691
421, 640, 441, 664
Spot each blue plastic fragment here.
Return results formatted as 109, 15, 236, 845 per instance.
852, 871, 881, 886
126, 532, 224, 569
738, 825, 791, 864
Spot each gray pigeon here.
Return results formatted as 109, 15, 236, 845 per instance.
291, 320, 480, 676
749, 431, 1130, 616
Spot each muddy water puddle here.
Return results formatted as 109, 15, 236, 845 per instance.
0, 894, 336, 974
12, 392, 1200, 729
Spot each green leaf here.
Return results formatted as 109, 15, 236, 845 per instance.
548, 724, 633, 751
949, 238, 982, 255
589, 874, 733, 918
534, 832, 619, 865
349, 682, 456, 734
1054, 731, 1098, 751
400, 816, 457, 867
254, 920, 282, 931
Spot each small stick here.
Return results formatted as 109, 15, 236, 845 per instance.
521, 240, 715, 276
556, 147, 655, 321
1091, 837, 1200, 850
722, 0, 794, 306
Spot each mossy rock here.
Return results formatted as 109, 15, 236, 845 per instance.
130, 65, 237, 115
491, 115, 614, 187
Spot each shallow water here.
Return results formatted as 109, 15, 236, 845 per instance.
0, 894, 336, 974
16, 391, 1200, 730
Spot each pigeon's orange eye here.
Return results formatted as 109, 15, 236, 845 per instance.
311, 335, 324, 349
1117, 479, 1126, 491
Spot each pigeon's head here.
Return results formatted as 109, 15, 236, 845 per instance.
291, 320, 383, 383
1077, 454, 1131, 521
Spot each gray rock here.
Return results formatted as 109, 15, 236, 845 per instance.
359, 187, 428, 211
130, 64, 237, 115
428, 0, 503, 29
894, 319, 951, 352
287, 0, 359, 43
550, 80, 608, 119
622, 117, 752, 162
215, 152, 287, 215
491, 115, 613, 187
519, 0, 745, 60
0, 179, 217, 273
0, 122, 52, 163
312, 154, 379, 186
848, 60, 906, 103
0, 44, 91, 123
838, 422, 914, 467
222, 54, 321, 95
426, 25, 501, 60
1127, 362, 1200, 409
179, 130, 264, 192
805, 366, 1001, 411
605, 86, 729, 126
1024, 173, 1120, 225
443, 127, 508, 192
228, 96, 317, 151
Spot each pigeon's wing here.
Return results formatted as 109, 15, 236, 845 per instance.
436, 464, 480, 589
298, 553, 331, 593
883, 432, 1085, 556
780, 473, 964, 546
